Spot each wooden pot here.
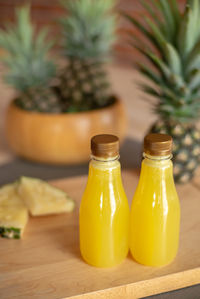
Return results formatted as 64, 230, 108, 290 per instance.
5, 97, 127, 164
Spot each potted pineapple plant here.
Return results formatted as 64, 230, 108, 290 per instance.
124, 0, 200, 183
4, 1, 127, 165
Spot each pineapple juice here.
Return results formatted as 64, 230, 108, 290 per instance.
130, 134, 180, 266
79, 135, 129, 267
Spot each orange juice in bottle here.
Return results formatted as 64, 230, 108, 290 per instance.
130, 134, 180, 266
79, 134, 129, 267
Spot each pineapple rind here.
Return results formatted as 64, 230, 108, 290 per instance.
0, 227, 21, 239
150, 120, 200, 183
18, 176, 75, 216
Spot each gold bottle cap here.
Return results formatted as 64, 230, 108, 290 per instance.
144, 133, 172, 156
91, 134, 119, 158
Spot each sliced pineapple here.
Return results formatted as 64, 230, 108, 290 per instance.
0, 183, 28, 239
18, 177, 75, 216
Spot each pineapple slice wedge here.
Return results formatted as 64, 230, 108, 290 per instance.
0, 183, 28, 239
18, 177, 75, 216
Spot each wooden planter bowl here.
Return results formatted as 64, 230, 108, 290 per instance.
5, 98, 127, 164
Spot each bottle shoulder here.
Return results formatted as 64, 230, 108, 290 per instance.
132, 158, 179, 205
81, 160, 128, 206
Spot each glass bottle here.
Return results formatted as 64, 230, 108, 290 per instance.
130, 133, 180, 266
79, 134, 129, 267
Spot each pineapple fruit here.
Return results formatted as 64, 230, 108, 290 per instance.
0, 183, 28, 239
0, 177, 75, 239
18, 177, 75, 216
125, 0, 200, 183
0, 6, 58, 112
56, 0, 116, 112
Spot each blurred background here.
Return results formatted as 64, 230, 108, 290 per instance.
0, 0, 192, 184
0, 0, 185, 63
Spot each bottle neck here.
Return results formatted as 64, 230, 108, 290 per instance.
90, 155, 120, 171
143, 152, 172, 168
143, 152, 172, 160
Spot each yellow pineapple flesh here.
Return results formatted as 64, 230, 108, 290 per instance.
0, 183, 28, 239
18, 177, 75, 216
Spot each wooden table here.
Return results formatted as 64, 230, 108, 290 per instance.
0, 171, 200, 299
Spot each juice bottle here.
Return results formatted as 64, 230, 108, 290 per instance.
130, 134, 180, 266
79, 134, 129, 267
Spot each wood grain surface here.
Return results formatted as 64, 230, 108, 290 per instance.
0, 170, 200, 299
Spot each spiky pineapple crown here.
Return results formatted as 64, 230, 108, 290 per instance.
125, 0, 200, 123
60, 0, 116, 60
0, 6, 56, 95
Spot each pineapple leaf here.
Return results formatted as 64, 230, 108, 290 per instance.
35, 28, 54, 54
163, 42, 182, 75
187, 0, 200, 41
144, 16, 167, 50
133, 46, 166, 74
138, 64, 181, 103
178, 5, 195, 59
159, 0, 176, 40
188, 69, 200, 90
123, 13, 162, 52
149, 53, 188, 91
161, 86, 180, 102
60, 0, 116, 59
15, 5, 33, 52
140, 84, 160, 98
128, 38, 153, 59
186, 41, 200, 74
0, 5, 56, 103
140, 0, 164, 32
124, 0, 200, 123
148, 53, 172, 79
170, 0, 181, 26
137, 63, 161, 85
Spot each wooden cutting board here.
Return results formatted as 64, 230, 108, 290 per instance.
0, 170, 200, 299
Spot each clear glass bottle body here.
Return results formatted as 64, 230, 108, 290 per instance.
79, 156, 129, 267
130, 153, 180, 266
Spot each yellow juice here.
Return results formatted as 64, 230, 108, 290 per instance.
79, 158, 129, 267
130, 155, 180, 266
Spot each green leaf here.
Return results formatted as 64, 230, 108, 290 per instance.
159, 0, 176, 39
145, 16, 167, 50
163, 42, 182, 75
128, 38, 154, 59
138, 64, 182, 102
178, 5, 195, 59
149, 53, 187, 90
123, 13, 162, 52
161, 85, 180, 102
170, 0, 180, 26
186, 41, 200, 74
139, 83, 160, 98
16, 5, 33, 52
60, 0, 116, 59
148, 53, 172, 78
140, 0, 164, 32
188, 69, 200, 90
187, 0, 200, 41
138, 63, 161, 85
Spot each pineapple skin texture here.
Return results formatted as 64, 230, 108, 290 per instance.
150, 120, 200, 184
18, 177, 75, 216
0, 183, 28, 239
